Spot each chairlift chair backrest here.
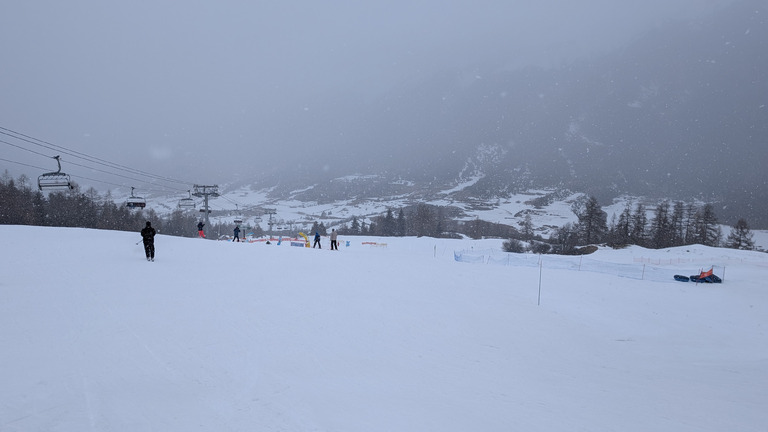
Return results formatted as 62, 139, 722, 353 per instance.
178, 198, 195, 209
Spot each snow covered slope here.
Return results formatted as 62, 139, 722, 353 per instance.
2, 225, 767, 431
140, 184, 768, 249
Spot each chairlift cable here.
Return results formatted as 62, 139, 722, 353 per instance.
0, 157, 47, 171
219, 194, 247, 209
57, 158, 187, 192
1, 129, 177, 183
0, 156, 177, 192
0, 126, 195, 186
1, 138, 55, 158
1, 126, 233, 202
0, 126, 192, 184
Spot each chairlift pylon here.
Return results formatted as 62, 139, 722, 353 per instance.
37, 155, 74, 191
126, 187, 146, 209
178, 190, 196, 209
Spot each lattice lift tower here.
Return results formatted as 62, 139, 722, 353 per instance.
192, 184, 219, 236
262, 208, 277, 238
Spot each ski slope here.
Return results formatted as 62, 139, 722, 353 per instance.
1, 225, 767, 432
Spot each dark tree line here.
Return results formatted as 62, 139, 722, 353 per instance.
548, 196, 757, 253
336, 207, 419, 237
336, 203, 519, 240
1, 173, 201, 237
3, 172, 757, 251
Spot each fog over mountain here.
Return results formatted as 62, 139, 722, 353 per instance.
263, 0, 768, 226
2, 0, 764, 225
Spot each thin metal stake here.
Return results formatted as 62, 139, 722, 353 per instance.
537, 256, 543, 306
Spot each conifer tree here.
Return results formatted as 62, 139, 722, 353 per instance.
411, 204, 434, 237
670, 201, 685, 246
381, 208, 396, 236
607, 213, 618, 245
630, 203, 648, 246
350, 216, 360, 235
435, 206, 446, 238
695, 204, 721, 246
574, 196, 607, 244
396, 208, 406, 237
650, 201, 672, 249
553, 222, 579, 254
310, 221, 321, 235
613, 203, 632, 245
521, 213, 534, 240
724, 218, 755, 250
683, 203, 698, 245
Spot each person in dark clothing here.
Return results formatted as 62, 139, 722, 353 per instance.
233, 225, 241, 242
197, 221, 205, 238
313, 231, 321, 249
141, 221, 157, 261
330, 228, 338, 250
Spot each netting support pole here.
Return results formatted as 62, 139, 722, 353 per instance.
537, 256, 543, 306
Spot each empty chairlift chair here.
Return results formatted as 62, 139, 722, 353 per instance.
233, 205, 244, 225
38, 155, 74, 191
178, 190, 196, 209
126, 187, 146, 209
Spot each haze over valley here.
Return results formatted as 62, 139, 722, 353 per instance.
1, 0, 765, 227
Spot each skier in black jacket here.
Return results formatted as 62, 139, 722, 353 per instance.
141, 221, 157, 261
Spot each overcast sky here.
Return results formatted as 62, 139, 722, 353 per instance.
0, 0, 733, 195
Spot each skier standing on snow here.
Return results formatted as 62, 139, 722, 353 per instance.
330, 228, 338, 250
197, 221, 205, 238
313, 231, 321, 249
141, 221, 156, 261
233, 225, 241, 242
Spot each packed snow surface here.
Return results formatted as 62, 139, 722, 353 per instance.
2, 225, 767, 431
